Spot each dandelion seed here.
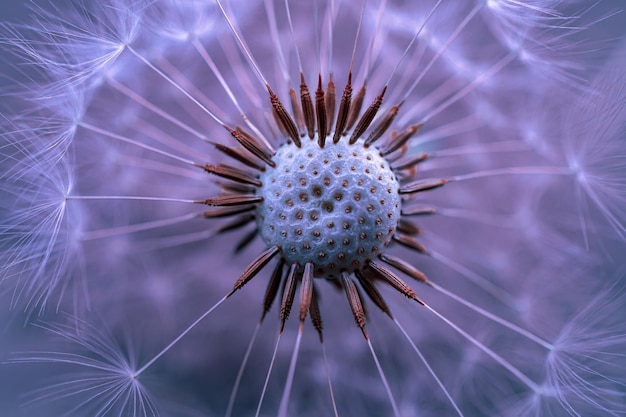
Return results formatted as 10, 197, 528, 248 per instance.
7, 315, 159, 417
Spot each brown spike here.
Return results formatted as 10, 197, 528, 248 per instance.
393, 232, 429, 254
272, 107, 288, 137
392, 143, 410, 161
212, 142, 265, 171
345, 83, 366, 132
267, 84, 301, 147
228, 245, 280, 297
341, 272, 367, 338
381, 123, 423, 156
298, 262, 314, 323
397, 219, 421, 236
355, 270, 393, 318
325, 74, 336, 135
202, 205, 256, 219
229, 126, 276, 168
379, 253, 431, 286
203, 163, 262, 187
391, 153, 429, 171
333, 71, 353, 144
399, 178, 447, 195
216, 180, 256, 195
309, 287, 323, 342
216, 213, 256, 234
300, 73, 315, 139
280, 263, 301, 332
235, 227, 258, 253
349, 85, 387, 144
289, 87, 305, 133
364, 104, 400, 148
401, 205, 437, 216
315, 74, 327, 147
354, 279, 368, 319
261, 258, 285, 321
202, 194, 262, 207
365, 261, 424, 305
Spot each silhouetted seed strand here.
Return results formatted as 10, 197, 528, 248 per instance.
393, 233, 429, 254
399, 178, 447, 194
290, 87, 305, 133
300, 73, 315, 139
401, 205, 437, 216
261, 259, 285, 321
366, 261, 423, 304
345, 83, 366, 131
316, 74, 327, 147
333, 71, 353, 143
212, 142, 265, 171
381, 123, 423, 155
203, 163, 262, 187
299, 263, 314, 323
309, 288, 324, 342
356, 270, 393, 318
379, 253, 431, 286
202, 194, 263, 207
341, 272, 367, 337
216, 213, 256, 234
364, 104, 400, 147
267, 84, 301, 147
280, 264, 301, 332
229, 126, 276, 168
201, 205, 256, 219
235, 227, 258, 253
397, 219, 421, 236
349, 85, 387, 144
392, 153, 429, 171
325, 74, 336, 135
228, 245, 280, 296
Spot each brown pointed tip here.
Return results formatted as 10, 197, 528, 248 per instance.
300, 72, 306, 83
361, 328, 369, 340
398, 178, 448, 195
317, 73, 323, 89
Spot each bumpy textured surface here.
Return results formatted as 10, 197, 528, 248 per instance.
257, 138, 401, 276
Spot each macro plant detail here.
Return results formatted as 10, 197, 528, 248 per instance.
1, 0, 626, 417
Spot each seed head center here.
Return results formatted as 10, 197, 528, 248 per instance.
256, 138, 401, 277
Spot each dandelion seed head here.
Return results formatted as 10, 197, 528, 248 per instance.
257, 138, 401, 276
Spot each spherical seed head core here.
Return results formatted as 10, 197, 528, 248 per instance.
256, 137, 401, 277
